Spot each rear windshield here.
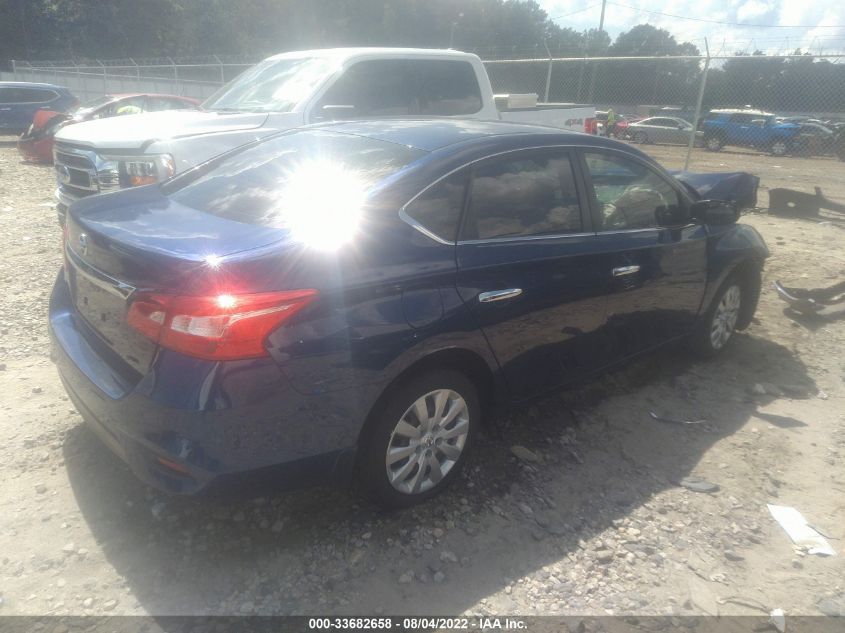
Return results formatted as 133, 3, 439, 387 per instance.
164, 130, 426, 226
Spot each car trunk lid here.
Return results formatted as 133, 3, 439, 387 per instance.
64, 186, 287, 377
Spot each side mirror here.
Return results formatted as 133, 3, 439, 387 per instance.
691, 200, 739, 225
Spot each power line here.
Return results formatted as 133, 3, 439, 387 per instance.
547, 4, 602, 20
605, 1, 845, 28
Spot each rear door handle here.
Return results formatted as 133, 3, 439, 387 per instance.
612, 265, 641, 277
478, 288, 522, 303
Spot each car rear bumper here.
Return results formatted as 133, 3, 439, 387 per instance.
49, 271, 361, 494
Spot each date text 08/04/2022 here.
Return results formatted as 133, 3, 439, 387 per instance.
307, 617, 528, 630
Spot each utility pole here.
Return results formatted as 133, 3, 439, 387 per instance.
587, 0, 608, 103
449, 13, 464, 49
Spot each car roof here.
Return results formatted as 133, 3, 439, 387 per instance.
309, 118, 628, 154
266, 47, 480, 64
107, 93, 196, 99
710, 108, 774, 116
0, 81, 70, 91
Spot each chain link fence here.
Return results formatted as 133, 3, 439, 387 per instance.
3, 52, 844, 170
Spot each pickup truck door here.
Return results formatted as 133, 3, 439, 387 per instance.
455, 148, 612, 400
579, 149, 707, 357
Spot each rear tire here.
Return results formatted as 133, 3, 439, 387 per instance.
705, 135, 723, 151
770, 139, 790, 156
690, 276, 744, 356
357, 369, 479, 509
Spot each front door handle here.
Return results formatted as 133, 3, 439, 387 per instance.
478, 288, 523, 303
612, 265, 641, 277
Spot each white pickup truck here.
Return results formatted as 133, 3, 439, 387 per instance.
53, 48, 595, 222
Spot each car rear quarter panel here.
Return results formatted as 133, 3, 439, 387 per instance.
262, 219, 503, 419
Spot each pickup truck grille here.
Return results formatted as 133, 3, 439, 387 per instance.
54, 144, 121, 203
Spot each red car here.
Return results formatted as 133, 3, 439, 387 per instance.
17, 93, 200, 163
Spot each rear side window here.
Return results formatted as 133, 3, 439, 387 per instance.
462, 151, 583, 240
316, 59, 482, 118
404, 170, 468, 242
165, 130, 425, 226
417, 60, 482, 115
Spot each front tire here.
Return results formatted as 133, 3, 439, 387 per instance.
358, 370, 479, 509
633, 131, 648, 144
691, 277, 744, 356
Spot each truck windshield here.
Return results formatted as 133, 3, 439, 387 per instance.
203, 57, 334, 113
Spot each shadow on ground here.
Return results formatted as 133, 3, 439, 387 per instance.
62, 332, 815, 616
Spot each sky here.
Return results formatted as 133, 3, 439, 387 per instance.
538, 0, 845, 56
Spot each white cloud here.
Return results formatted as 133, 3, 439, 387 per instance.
539, 0, 845, 56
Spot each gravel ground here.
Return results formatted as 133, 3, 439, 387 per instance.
1, 138, 844, 619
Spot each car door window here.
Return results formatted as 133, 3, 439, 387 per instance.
584, 153, 682, 231
146, 96, 178, 111
404, 170, 468, 243
462, 151, 583, 240
2, 88, 57, 104
113, 96, 147, 115
317, 60, 415, 116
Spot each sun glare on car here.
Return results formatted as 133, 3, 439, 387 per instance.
275, 158, 366, 250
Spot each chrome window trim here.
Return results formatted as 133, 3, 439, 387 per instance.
457, 231, 596, 246
398, 208, 454, 246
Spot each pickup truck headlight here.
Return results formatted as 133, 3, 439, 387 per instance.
119, 155, 175, 187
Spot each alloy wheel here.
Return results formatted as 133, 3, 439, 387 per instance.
710, 284, 741, 350
771, 141, 788, 156
385, 389, 469, 495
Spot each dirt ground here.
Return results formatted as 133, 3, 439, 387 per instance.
0, 138, 844, 621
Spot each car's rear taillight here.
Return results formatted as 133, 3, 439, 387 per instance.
127, 290, 318, 360
585, 117, 597, 134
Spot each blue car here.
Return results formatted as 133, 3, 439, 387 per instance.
50, 120, 768, 507
0, 82, 78, 135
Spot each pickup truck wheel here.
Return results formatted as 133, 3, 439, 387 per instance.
633, 131, 648, 144
691, 277, 743, 356
358, 370, 479, 509
770, 140, 790, 156
705, 136, 723, 151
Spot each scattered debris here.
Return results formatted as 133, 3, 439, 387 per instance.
649, 411, 705, 425
768, 186, 845, 218
769, 608, 786, 633
679, 476, 720, 493
687, 577, 719, 616
767, 504, 836, 556
150, 501, 166, 520
716, 595, 770, 613
775, 280, 845, 316
817, 595, 845, 617
510, 445, 543, 464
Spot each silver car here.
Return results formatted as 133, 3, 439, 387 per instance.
628, 117, 704, 146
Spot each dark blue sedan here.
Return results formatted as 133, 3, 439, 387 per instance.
50, 120, 768, 507
0, 82, 78, 134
